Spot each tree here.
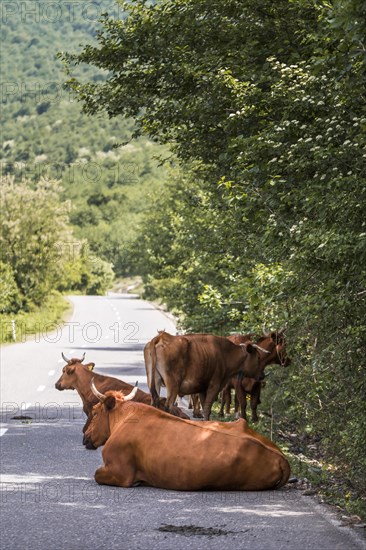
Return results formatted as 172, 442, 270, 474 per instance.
61, 0, 366, 492
0, 261, 21, 313
0, 176, 115, 307
1, 177, 73, 306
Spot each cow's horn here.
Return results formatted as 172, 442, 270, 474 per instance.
124, 381, 139, 402
80, 352, 86, 362
252, 343, 271, 354
90, 378, 106, 402
62, 352, 70, 363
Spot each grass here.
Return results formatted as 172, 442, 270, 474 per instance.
0, 292, 72, 344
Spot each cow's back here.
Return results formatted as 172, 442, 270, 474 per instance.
103, 405, 290, 491
183, 334, 244, 384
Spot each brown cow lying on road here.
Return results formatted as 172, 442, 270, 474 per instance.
144, 331, 265, 420
86, 381, 290, 491
220, 331, 290, 421
55, 353, 189, 447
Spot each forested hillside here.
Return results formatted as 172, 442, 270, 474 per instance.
62, 0, 365, 511
1, 0, 169, 281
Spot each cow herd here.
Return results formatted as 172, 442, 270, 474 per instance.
55, 330, 291, 491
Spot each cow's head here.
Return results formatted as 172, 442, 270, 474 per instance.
85, 379, 138, 448
239, 342, 267, 381
258, 330, 290, 367
55, 352, 95, 390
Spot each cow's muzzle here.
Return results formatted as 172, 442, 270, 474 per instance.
83, 435, 97, 450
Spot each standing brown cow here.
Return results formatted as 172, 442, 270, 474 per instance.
144, 331, 265, 420
220, 331, 290, 421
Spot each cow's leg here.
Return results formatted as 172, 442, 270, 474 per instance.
233, 378, 247, 420
150, 371, 164, 407
234, 392, 242, 419
219, 386, 230, 417
198, 391, 207, 419
250, 383, 261, 422
225, 387, 232, 416
192, 394, 203, 418
155, 372, 162, 397
164, 381, 179, 413
95, 465, 135, 488
219, 390, 225, 417
82, 415, 92, 445
199, 392, 206, 408
144, 344, 153, 392
202, 385, 220, 421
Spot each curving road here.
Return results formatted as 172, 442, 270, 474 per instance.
0, 294, 365, 550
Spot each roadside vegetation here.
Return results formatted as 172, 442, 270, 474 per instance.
0, 292, 71, 345
62, 0, 366, 519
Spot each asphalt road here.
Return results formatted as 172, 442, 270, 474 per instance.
1, 294, 365, 550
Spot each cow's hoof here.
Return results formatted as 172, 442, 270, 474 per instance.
193, 412, 203, 419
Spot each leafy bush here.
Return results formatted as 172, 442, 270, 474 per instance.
84, 257, 115, 295
0, 261, 22, 313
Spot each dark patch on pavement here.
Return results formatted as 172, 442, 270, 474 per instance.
157, 524, 237, 537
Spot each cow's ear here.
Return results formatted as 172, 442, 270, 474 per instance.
85, 362, 95, 371
66, 366, 76, 375
104, 395, 116, 411
270, 331, 277, 342
245, 343, 254, 354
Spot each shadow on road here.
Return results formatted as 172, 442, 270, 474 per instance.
63, 344, 146, 353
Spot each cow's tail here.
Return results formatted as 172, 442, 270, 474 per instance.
149, 336, 161, 408
275, 456, 291, 489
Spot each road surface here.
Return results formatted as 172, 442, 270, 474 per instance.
1, 294, 365, 550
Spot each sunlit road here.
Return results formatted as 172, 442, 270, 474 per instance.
0, 294, 365, 550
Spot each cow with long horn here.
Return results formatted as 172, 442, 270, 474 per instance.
85, 382, 290, 491
91, 378, 138, 402
55, 353, 189, 448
